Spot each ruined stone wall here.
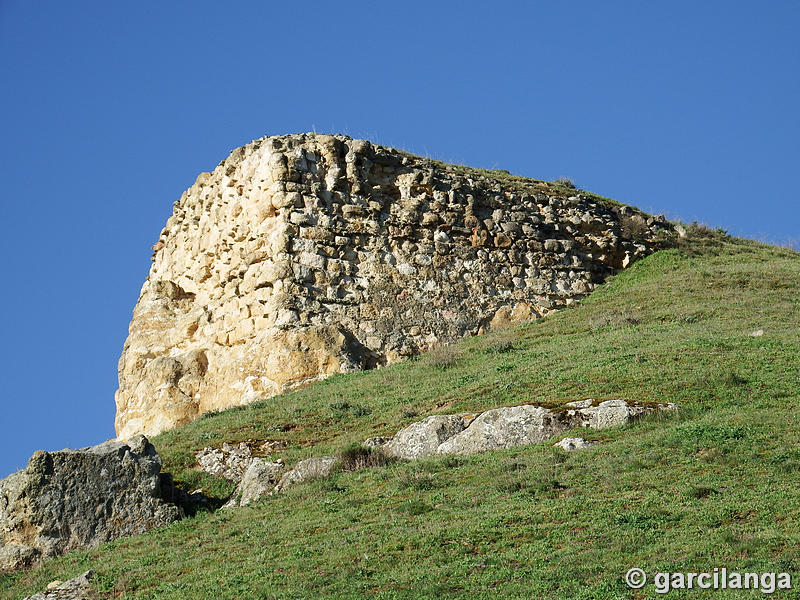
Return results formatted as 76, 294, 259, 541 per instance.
115, 134, 673, 438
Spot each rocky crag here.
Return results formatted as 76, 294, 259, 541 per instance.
0, 437, 181, 573
116, 133, 675, 438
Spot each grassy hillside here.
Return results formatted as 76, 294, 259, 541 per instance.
3, 228, 799, 599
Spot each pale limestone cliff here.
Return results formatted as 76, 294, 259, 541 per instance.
115, 134, 674, 438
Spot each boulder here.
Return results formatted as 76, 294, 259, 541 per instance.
0, 436, 181, 572
554, 437, 595, 451
383, 414, 476, 459
22, 570, 95, 600
195, 442, 256, 481
274, 456, 337, 492
223, 459, 284, 507
363, 436, 393, 449
568, 399, 676, 429
436, 405, 572, 455
383, 400, 675, 459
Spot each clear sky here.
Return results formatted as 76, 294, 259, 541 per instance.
0, 1, 797, 477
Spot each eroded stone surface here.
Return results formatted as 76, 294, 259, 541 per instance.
115, 133, 674, 438
567, 398, 675, 429
368, 400, 675, 459
437, 405, 571, 455
554, 437, 595, 451
274, 456, 337, 492
0, 437, 181, 572
22, 570, 96, 600
223, 459, 285, 507
382, 414, 476, 459
0, 544, 39, 572
195, 442, 257, 481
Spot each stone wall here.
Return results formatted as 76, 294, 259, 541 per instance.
115, 134, 674, 438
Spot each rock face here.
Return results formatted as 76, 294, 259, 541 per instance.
0, 437, 181, 572
116, 133, 674, 438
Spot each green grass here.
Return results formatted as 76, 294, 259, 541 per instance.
3, 230, 799, 599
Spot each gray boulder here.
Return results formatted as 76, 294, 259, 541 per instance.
437, 405, 572, 455
383, 414, 476, 459
223, 459, 285, 507
380, 400, 675, 460
0, 436, 181, 572
554, 437, 595, 451
22, 570, 96, 600
274, 456, 338, 492
568, 399, 676, 429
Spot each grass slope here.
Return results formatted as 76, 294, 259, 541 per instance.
3, 230, 799, 599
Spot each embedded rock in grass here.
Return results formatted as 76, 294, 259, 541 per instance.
22, 570, 96, 600
196, 440, 288, 483
383, 414, 477, 459
363, 436, 393, 448
274, 456, 338, 492
196, 442, 257, 481
224, 459, 285, 507
0, 436, 181, 572
554, 437, 595, 451
381, 400, 677, 459
569, 398, 677, 429
227, 401, 678, 501
436, 405, 572, 455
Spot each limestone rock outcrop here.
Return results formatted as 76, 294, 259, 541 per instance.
381, 414, 476, 459
376, 399, 676, 458
554, 437, 595, 451
223, 459, 285, 507
273, 456, 337, 493
210, 400, 675, 506
0, 437, 181, 572
436, 405, 568, 455
116, 133, 675, 438
21, 571, 96, 600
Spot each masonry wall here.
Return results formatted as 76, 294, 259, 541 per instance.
115, 134, 674, 438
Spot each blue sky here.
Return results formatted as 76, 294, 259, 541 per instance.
0, 1, 797, 477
